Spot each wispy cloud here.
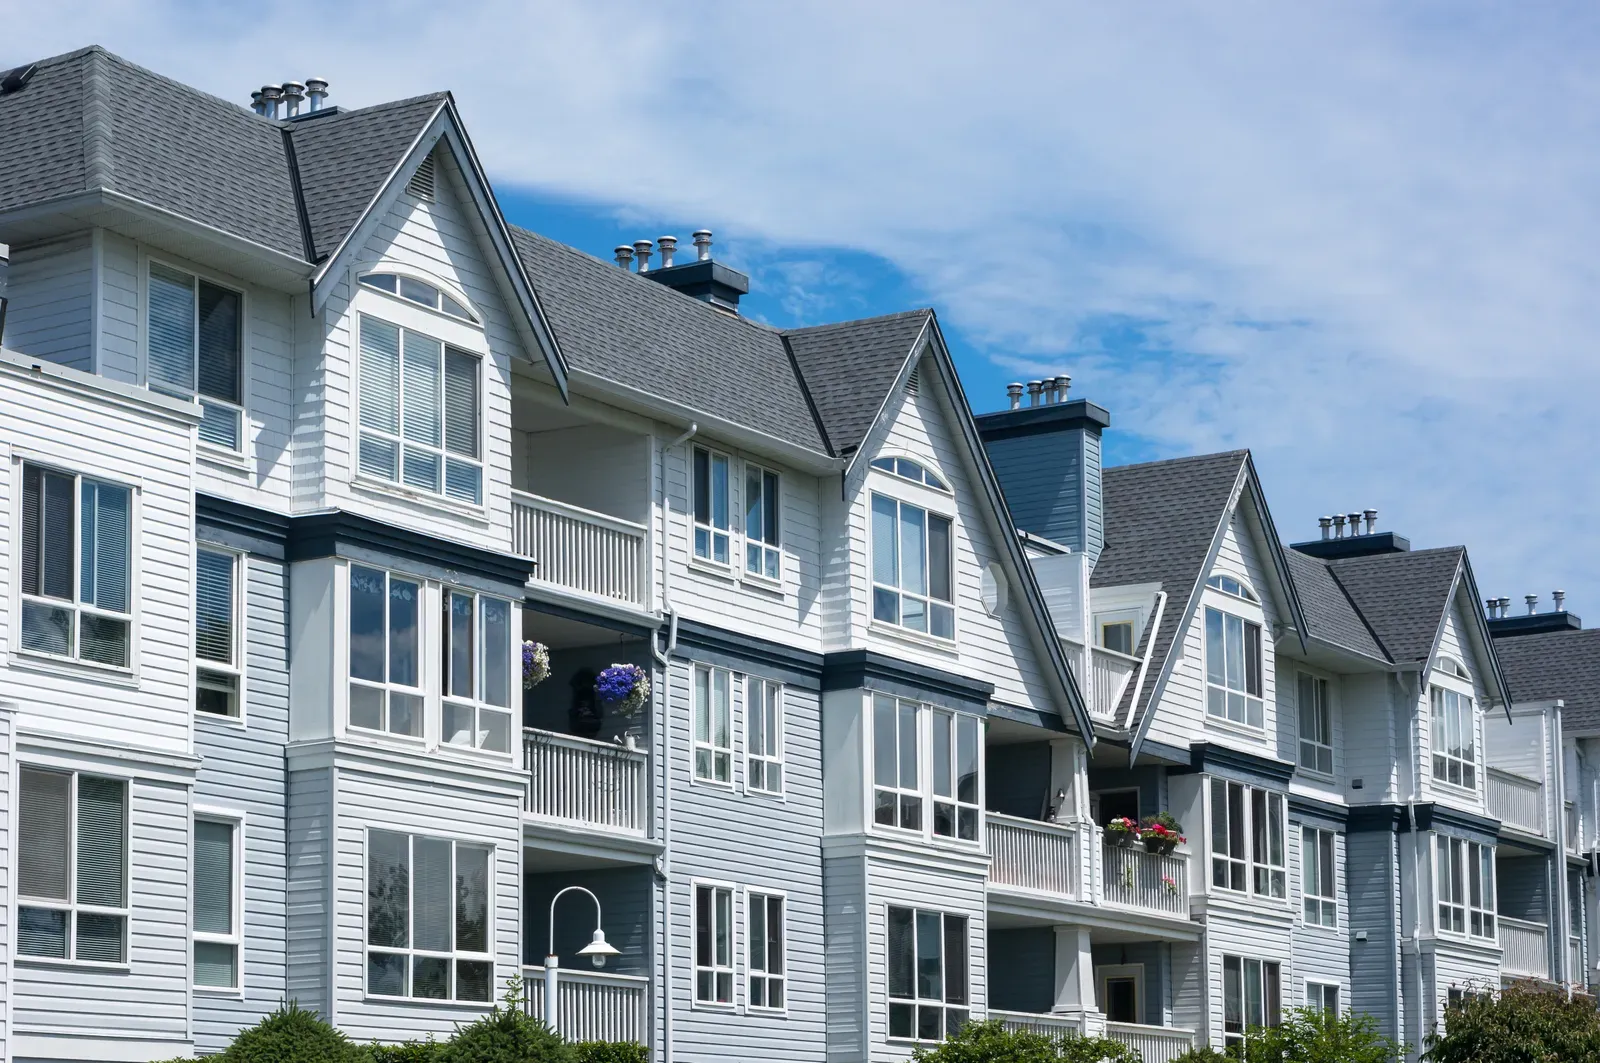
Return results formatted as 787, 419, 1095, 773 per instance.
9, 1, 1600, 608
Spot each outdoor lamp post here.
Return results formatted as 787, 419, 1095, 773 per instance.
544, 885, 621, 1033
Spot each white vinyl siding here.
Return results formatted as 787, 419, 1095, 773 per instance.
193, 815, 242, 988
19, 462, 132, 669
196, 547, 243, 717
18, 767, 128, 963
365, 829, 494, 1002
147, 261, 244, 451
440, 589, 514, 754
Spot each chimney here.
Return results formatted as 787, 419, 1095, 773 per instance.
632, 239, 654, 273
693, 229, 713, 262
1363, 508, 1377, 535
281, 81, 305, 117
261, 84, 282, 119
613, 245, 634, 269
657, 235, 678, 269
642, 227, 751, 312
0, 241, 9, 346
306, 77, 329, 112
1318, 516, 1332, 540
1006, 383, 1024, 410
1554, 589, 1567, 613
1292, 509, 1411, 560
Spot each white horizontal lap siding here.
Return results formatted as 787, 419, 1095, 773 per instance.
850, 380, 1052, 710
291, 292, 333, 509
1420, 601, 1490, 816
330, 766, 523, 1043
1428, 940, 1501, 1022
0, 372, 195, 752
1287, 819, 1349, 1000
665, 659, 826, 1059
1342, 672, 1401, 802
316, 186, 516, 551
4, 234, 95, 372
13, 776, 190, 1040
663, 442, 824, 649
863, 854, 986, 1062
1201, 908, 1294, 1049
823, 854, 867, 1062
194, 279, 296, 506
193, 558, 291, 1050
98, 233, 141, 384
286, 766, 333, 1019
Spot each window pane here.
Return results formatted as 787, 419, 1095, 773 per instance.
887, 907, 914, 998
413, 956, 450, 999
197, 281, 241, 404
693, 449, 710, 525
1225, 614, 1245, 689
1245, 960, 1263, 1028
956, 717, 979, 805
457, 959, 491, 1001
711, 454, 728, 529
402, 333, 442, 448
349, 567, 387, 682
389, 577, 419, 688
763, 471, 780, 547
746, 466, 763, 540
1211, 778, 1229, 859
899, 703, 919, 790
148, 264, 196, 394
1206, 608, 1225, 686
196, 550, 236, 666
767, 896, 784, 974
944, 915, 967, 1005
76, 912, 125, 962
695, 886, 711, 967
714, 670, 731, 749
369, 952, 407, 996
1245, 623, 1262, 696
455, 845, 490, 954
447, 591, 474, 700
872, 494, 899, 588
359, 433, 398, 481
18, 908, 67, 958
19, 767, 71, 899
899, 504, 927, 596
358, 317, 401, 435
195, 941, 238, 988
194, 819, 234, 935
81, 481, 130, 614
363, 273, 398, 293
399, 276, 439, 307
367, 830, 410, 949
933, 713, 952, 798
76, 776, 126, 909
874, 697, 897, 787
444, 458, 481, 505
750, 896, 767, 970
80, 614, 130, 669
715, 888, 732, 966
928, 515, 952, 603
481, 598, 510, 708
915, 910, 942, 1000
443, 348, 479, 459
412, 836, 452, 953
695, 669, 711, 745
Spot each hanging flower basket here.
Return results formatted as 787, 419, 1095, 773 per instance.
595, 663, 650, 718
522, 641, 550, 690
1105, 816, 1139, 847
1139, 822, 1185, 855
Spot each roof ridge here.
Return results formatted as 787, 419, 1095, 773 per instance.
284, 90, 451, 127
780, 308, 933, 336
1105, 449, 1250, 475
80, 45, 114, 190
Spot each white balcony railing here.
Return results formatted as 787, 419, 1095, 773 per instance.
523, 965, 648, 1043
512, 490, 648, 609
1571, 936, 1584, 985
1107, 1022, 1198, 1063
988, 814, 1079, 899
1567, 800, 1583, 854
1487, 768, 1545, 835
1101, 839, 1189, 917
1089, 647, 1139, 722
524, 727, 647, 835
993, 1010, 1087, 1036
1500, 917, 1551, 980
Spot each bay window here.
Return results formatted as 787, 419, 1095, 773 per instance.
1210, 779, 1285, 899
19, 767, 127, 963
871, 696, 982, 845
1223, 956, 1280, 1049
1436, 836, 1495, 939
356, 315, 482, 505
1205, 606, 1263, 727
366, 830, 492, 1002
1297, 673, 1332, 775
348, 565, 423, 738
1431, 687, 1477, 790
196, 548, 243, 717
693, 666, 733, 784
692, 446, 730, 565
744, 464, 781, 580
748, 891, 785, 1010
873, 694, 923, 832
871, 493, 954, 640
931, 711, 980, 842
694, 883, 735, 1005
1302, 827, 1337, 927
441, 590, 514, 754
148, 262, 243, 451
887, 907, 968, 1041
194, 816, 241, 988
20, 463, 132, 668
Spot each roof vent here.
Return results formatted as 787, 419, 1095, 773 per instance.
306, 78, 329, 112
1488, 592, 1582, 638
906, 368, 920, 396
260, 84, 283, 119
281, 81, 306, 118
1291, 509, 1410, 560
657, 236, 678, 269
1006, 383, 1024, 410
613, 245, 634, 270
641, 228, 750, 312
632, 239, 654, 273
407, 153, 436, 202
0, 63, 37, 96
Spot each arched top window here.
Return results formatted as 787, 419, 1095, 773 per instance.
360, 272, 477, 323
1206, 573, 1259, 603
870, 455, 948, 492
1435, 655, 1472, 681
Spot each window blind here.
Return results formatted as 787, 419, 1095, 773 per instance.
76, 776, 126, 910
367, 830, 410, 949
359, 318, 401, 479
194, 820, 234, 935
454, 846, 489, 954
197, 281, 241, 404
148, 264, 196, 395
19, 767, 70, 899
412, 837, 452, 956
195, 550, 235, 665
80, 480, 130, 614
443, 349, 477, 459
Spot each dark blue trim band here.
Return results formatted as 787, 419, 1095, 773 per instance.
674, 619, 824, 690
821, 649, 993, 714
1288, 794, 1350, 830
196, 494, 290, 560
287, 510, 532, 595
1170, 743, 1296, 786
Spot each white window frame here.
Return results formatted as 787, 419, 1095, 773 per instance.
693, 880, 737, 1007
1100, 619, 1136, 655
1297, 673, 1333, 776
1210, 778, 1286, 900
144, 256, 247, 455
869, 454, 949, 492
1096, 963, 1145, 1024
1204, 604, 1264, 729
693, 665, 734, 785
1435, 835, 1496, 940
746, 888, 786, 1012
742, 462, 782, 583
346, 564, 426, 741
691, 445, 733, 567
1305, 980, 1341, 1015
886, 905, 969, 1042
17, 766, 131, 966
870, 491, 956, 642
1301, 827, 1338, 928
195, 546, 246, 721
930, 709, 982, 844
440, 587, 516, 756
744, 676, 784, 797
1222, 955, 1281, 1050
872, 693, 925, 836
363, 828, 495, 1003
1431, 684, 1478, 792
192, 807, 245, 992
358, 269, 480, 325
1206, 573, 1259, 602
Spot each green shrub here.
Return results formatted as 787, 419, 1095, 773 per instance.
434, 975, 569, 1063
1171, 1007, 1402, 1063
366, 1038, 442, 1063
569, 1041, 648, 1063
910, 1019, 1142, 1063
1169, 1047, 1231, 1063
1424, 979, 1600, 1063
192, 1001, 369, 1063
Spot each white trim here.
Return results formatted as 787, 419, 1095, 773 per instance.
743, 675, 785, 799
868, 489, 958, 644
140, 251, 252, 459
1304, 979, 1343, 1014
439, 587, 517, 760
691, 664, 735, 787
1300, 825, 1339, 929
740, 459, 784, 586
743, 886, 788, 1015
191, 806, 246, 992
194, 545, 247, 724
355, 263, 482, 326
883, 902, 970, 1043
690, 878, 738, 1010
690, 444, 736, 571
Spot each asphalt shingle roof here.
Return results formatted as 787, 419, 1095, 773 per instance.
1286, 549, 1387, 662
1324, 547, 1465, 666
1494, 629, 1600, 733
785, 310, 931, 456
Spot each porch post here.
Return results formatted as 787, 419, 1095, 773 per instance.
1051, 925, 1106, 1035
1048, 738, 1082, 823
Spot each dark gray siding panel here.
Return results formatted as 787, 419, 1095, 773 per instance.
1497, 855, 1551, 923
990, 928, 1055, 1014
983, 430, 1091, 552
1347, 829, 1400, 1040
286, 766, 333, 1020
824, 853, 867, 1062
525, 867, 652, 976
985, 743, 1052, 819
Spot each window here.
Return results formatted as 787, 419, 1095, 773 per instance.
1431, 687, 1477, 790
20, 463, 131, 668
887, 907, 968, 1041
366, 830, 492, 1002
348, 566, 423, 738
744, 464, 781, 580
18, 767, 127, 962
871, 493, 954, 639
357, 315, 482, 504
1297, 674, 1332, 775
931, 711, 980, 842
1436, 836, 1495, 939
1306, 982, 1340, 1015
1098, 966, 1143, 1023
746, 677, 783, 795
693, 666, 733, 783
194, 816, 241, 988
196, 548, 242, 717
360, 272, 475, 322
747, 891, 785, 1010
1101, 621, 1134, 655
870, 455, 947, 491
692, 446, 731, 565
873, 694, 923, 832
694, 883, 735, 1005
1302, 828, 1337, 927
1206, 574, 1259, 602
148, 262, 243, 451
1210, 779, 1285, 898
1205, 606, 1263, 727
1223, 956, 1281, 1050
441, 590, 514, 754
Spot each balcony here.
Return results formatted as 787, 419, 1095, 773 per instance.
1567, 800, 1583, 854
513, 491, 649, 611
1500, 917, 1550, 980
1487, 768, 1545, 836
1089, 647, 1138, 723
1101, 838, 1188, 917
524, 727, 648, 836
989, 814, 1081, 899
986, 816, 1193, 922
522, 965, 648, 1043
1572, 936, 1584, 985
993, 1012, 1195, 1062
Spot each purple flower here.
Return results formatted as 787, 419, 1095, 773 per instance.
595, 663, 650, 717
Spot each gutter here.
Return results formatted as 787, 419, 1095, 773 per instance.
1121, 591, 1167, 736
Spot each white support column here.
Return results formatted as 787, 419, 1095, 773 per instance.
1047, 738, 1083, 824
1050, 925, 1106, 1036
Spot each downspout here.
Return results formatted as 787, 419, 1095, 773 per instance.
653, 422, 695, 1063
1404, 671, 1425, 1062
1553, 700, 1572, 993
1121, 591, 1167, 732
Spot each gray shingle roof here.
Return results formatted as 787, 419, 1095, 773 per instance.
1494, 628, 1600, 734
1286, 549, 1387, 662
1096, 450, 1248, 725
785, 310, 931, 456
1324, 547, 1465, 666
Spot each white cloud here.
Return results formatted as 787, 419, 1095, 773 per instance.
8, 1, 1600, 610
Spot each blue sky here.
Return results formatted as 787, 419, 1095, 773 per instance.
10, 2, 1600, 616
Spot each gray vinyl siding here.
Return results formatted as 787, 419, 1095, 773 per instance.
989, 927, 1055, 1014
193, 556, 291, 1051
1496, 854, 1551, 924
823, 852, 867, 1062
1288, 818, 1349, 1007
982, 426, 1103, 559
665, 654, 827, 1062
285, 766, 333, 1020
1091, 940, 1169, 1026
984, 743, 1051, 820
1347, 828, 1402, 1041
525, 867, 652, 976
3, 234, 95, 372
0, 710, 12, 1063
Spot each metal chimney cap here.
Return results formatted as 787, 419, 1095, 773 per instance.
261, 84, 283, 99
282, 80, 306, 95
657, 235, 678, 269
692, 230, 713, 262
613, 245, 634, 268
632, 239, 654, 273
1525, 594, 1540, 615
305, 77, 329, 91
